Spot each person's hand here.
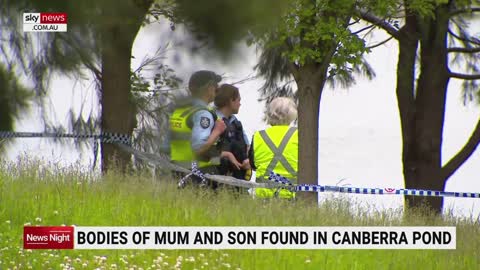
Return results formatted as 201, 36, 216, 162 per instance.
212, 119, 226, 136
241, 159, 251, 170
221, 151, 242, 170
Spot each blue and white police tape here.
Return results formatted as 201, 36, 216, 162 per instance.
268, 171, 480, 199
0, 131, 132, 145
178, 162, 208, 188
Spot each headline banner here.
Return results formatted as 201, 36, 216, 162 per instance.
24, 226, 456, 250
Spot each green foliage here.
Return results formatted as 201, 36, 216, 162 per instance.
272, 0, 368, 69
171, 0, 289, 53
0, 0, 162, 143
0, 66, 32, 130
0, 66, 32, 152
129, 48, 183, 157
408, 0, 437, 18
255, 0, 396, 102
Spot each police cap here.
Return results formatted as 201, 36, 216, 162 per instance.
188, 70, 222, 94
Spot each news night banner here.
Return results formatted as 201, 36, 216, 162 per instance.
23, 12, 67, 32
24, 226, 456, 250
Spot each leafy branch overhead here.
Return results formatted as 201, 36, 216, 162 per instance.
255, 0, 397, 100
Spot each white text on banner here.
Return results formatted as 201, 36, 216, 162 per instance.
72, 226, 456, 250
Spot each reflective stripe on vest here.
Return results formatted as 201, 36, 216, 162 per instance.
253, 126, 298, 181
170, 105, 218, 168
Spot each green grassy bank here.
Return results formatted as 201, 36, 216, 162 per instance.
0, 166, 479, 270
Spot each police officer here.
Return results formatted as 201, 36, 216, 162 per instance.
170, 70, 226, 186
248, 97, 298, 199
214, 84, 251, 180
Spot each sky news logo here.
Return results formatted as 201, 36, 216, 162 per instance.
23, 12, 68, 32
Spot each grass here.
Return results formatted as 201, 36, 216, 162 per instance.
0, 162, 479, 270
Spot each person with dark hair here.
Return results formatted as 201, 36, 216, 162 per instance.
214, 84, 251, 180
169, 70, 226, 187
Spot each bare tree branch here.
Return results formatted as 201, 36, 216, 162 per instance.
450, 7, 480, 17
56, 34, 102, 81
230, 74, 260, 85
348, 18, 361, 26
448, 29, 480, 46
449, 72, 480, 80
287, 62, 300, 80
442, 118, 480, 181
448, 47, 480, 53
357, 11, 400, 39
352, 25, 375, 35
366, 36, 394, 50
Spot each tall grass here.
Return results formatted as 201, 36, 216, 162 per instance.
0, 162, 479, 270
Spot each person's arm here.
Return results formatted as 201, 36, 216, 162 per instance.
221, 151, 242, 170
248, 135, 256, 170
191, 110, 226, 158
242, 131, 251, 153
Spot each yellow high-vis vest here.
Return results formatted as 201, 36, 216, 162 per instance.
170, 105, 218, 168
253, 126, 298, 199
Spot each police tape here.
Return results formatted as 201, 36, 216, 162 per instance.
267, 172, 480, 199
0, 131, 132, 145
2, 131, 479, 199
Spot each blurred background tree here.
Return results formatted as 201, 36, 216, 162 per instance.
0, 0, 289, 172
360, 0, 480, 213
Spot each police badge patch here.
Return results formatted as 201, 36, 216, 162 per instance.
200, 117, 210, 129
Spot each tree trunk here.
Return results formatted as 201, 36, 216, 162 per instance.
364, 3, 479, 214
100, 0, 152, 173
296, 65, 327, 203
399, 6, 450, 214
100, 31, 137, 173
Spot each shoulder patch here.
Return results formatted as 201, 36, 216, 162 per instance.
200, 117, 211, 129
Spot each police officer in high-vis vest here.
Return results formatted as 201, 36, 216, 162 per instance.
248, 97, 298, 198
170, 70, 226, 186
